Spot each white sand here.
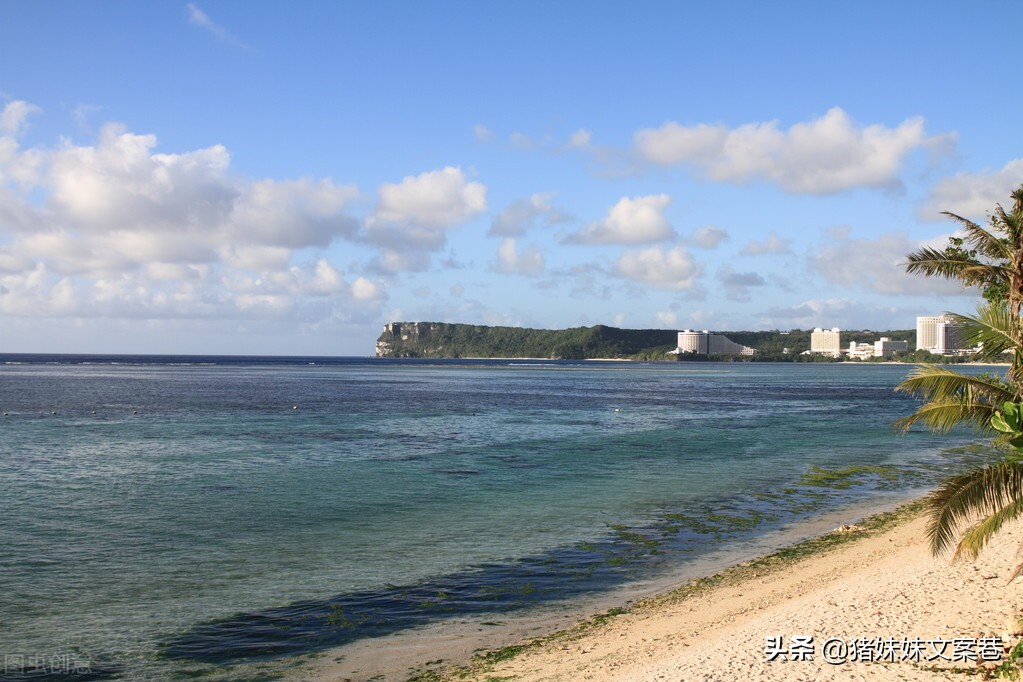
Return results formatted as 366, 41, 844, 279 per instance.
295, 508, 1023, 681
470, 514, 1023, 681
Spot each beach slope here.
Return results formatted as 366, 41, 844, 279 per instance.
452, 508, 1023, 681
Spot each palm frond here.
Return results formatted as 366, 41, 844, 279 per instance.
950, 302, 1021, 362
894, 364, 1013, 402
893, 364, 1013, 433
941, 211, 1013, 261
926, 462, 1023, 556
903, 247, 1008, 287
953, 496, 1023, 561
893, 399, 1000, 433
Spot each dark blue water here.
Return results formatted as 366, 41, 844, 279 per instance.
0, 357, 995, 679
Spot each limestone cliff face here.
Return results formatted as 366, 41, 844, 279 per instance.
374, 321, 681, 359
375, 322, 446, 357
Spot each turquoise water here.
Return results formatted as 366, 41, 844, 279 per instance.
0, 359, 996, 678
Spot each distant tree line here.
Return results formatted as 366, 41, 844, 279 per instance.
373, 323, 981, 362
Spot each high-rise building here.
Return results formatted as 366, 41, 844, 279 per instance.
917, 315, 967, 353
916, 316, 947, 351
676, 330, 756, 356
810, 327, 842, 356
935, 320, 968, 354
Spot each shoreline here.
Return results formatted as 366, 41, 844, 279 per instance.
282, 492, 1023, 681
454, 500, 1023, 681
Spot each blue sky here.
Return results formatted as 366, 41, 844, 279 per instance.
1, 1, 1022, 355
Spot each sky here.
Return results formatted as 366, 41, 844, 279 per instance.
1, 1, 1022, 356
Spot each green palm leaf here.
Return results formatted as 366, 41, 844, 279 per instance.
926, 463, 1023, 557
903, 247, 1008, 288
940, 211, 1013, 262
953, 496, 1023, 562
893, 400, 1000, 434
949, 302, 1020, 362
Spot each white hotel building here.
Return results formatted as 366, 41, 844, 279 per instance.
676, 330, 756, 356
810, 327, 842, 356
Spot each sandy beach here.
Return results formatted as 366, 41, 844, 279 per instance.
300, 502, 1023, 681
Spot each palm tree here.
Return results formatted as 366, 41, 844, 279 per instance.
896, 184, 1023, 570
905, 186, 1023, 316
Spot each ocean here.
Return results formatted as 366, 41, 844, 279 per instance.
0, 357, 995, 679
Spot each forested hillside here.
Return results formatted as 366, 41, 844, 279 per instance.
374, 322, 919, 360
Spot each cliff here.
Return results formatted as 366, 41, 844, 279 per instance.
374, 322, 678, 359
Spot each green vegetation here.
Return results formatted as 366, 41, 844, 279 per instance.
376, 321, 677, 359
896, 185, 1023, 573
798, 464, 901, 489
375, 321, 926, 361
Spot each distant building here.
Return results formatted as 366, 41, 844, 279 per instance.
917, 315, 969, 353
917, 315, 950, 351
847, 342, 875, 360
935, 320, 969, 354
676, 330, 756, 356
874, 337, 909, 358
811, 327, 842, 356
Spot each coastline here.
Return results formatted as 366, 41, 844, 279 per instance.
286, 493, 1023, 681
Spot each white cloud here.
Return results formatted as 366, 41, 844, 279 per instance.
366, 166, 487, 252
489, 192, 570, 237
567, 194, 675, 245
808, 229, 973, 297
568, 129, 592, 149
690, 225, 728, 249
492, 238, 545, 276
655, 310, 678, 327
0, 109, 383, 322
351, 276, 385, 302
633, 107, 950, 194
220, 245, 293, 272
613, 244, 701, 290
758, 298, 923, 332
919, 159, 1023, 221
229, 178, 359, 248
741, 232, 791, 256
0, 100, 41, 136
472, 124, 495, 142
185, 3, 245, 47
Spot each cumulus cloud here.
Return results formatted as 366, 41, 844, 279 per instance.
0, 109, 385, 322
0, 100, 41, 136
491, 238, 545, 276
489, 192, 570, 237
690, 225, 729, 249
741, 232, 792, 256
613, 244, 701, 290
808, 228, 973, 297
366, 166, 487, 252
633, 107, 950, 194
919, 159, 1023, 221
567, 194, 675, 245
